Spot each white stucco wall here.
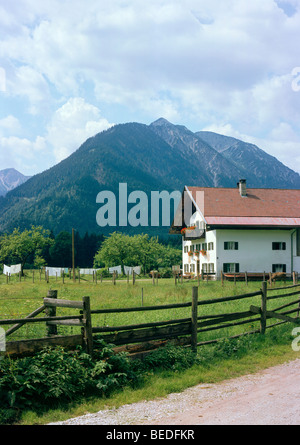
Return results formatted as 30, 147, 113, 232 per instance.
216, 229, 294, 276
182, 211, 300, 277
182, 211, 215, 275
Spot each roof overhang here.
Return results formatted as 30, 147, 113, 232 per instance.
206, 216, 300, 229
169, 186, 207, 235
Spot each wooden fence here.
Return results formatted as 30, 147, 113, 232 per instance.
222, 271, 299, 286
1, 282, 300, 359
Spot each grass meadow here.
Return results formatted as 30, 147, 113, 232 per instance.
1, 271, 266, 342
1, 272, 300, 425
0, 271, 299, 344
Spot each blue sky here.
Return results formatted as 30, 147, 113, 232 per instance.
1, 0, 300, 176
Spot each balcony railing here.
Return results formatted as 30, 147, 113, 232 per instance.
183, 228, 205, 240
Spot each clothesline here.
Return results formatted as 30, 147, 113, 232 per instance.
2, 264, 142, 276
3, 264, 21, 275
45, 267, 63, 277
109, 265, 141, 275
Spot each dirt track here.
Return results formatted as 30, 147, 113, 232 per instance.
51, 358, 300, 426
151, 358, 300, 425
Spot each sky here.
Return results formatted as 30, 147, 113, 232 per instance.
1, 0, 300, 176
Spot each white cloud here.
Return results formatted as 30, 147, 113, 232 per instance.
4, 65, 52, 115
0, 135, 47, 175
1, 0, 300, 173
46, 97, 114, 163
0, 115, 21, 134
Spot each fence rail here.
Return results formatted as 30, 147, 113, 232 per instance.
1, 282, 300, 359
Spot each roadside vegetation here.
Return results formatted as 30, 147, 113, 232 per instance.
1, 275, 300, 425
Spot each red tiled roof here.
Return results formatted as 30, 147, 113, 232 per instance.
187, 186, 300, 223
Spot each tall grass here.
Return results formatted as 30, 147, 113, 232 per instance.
0, 273, 296, 345
1, 273, 300, 425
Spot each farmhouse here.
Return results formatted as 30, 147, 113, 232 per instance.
170, 180, 300, 279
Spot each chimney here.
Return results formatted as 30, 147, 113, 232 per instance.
238, 179, 247, 197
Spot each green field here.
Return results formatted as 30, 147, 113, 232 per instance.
0, 271, 296, 345
1, 272, 300, 425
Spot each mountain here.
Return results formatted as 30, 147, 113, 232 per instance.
196, 131, 300, 189
0, 119, 299, 236
0, 168, 31, 197
150, 119, 242, 187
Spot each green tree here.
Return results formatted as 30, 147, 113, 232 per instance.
130, 234, 161, 274
157, 245, 182, 269
0, 226, 54, 274
49, 231, 72, 267
93, 232, 181, 275
93, 232, 134, 269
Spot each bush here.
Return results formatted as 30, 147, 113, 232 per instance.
134, 345, 196, 373
159, 268, 173, 278
97, 268, 110, 278
0, 340, 141, 424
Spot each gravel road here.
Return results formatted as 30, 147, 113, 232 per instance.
50, 358, 300, 426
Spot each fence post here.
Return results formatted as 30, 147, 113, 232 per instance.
45, 289, 58, 337
260, 281, 267, 335
82, 296, 93, 357
191, 286, 198, 353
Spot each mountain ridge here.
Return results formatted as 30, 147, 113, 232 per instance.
0, 118, 299, 236
0, 168, 31, 197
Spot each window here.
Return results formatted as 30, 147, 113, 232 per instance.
297, 229, 300, 257
202, 263, 214, 273
272, 264, 286, 273
272, 242, 286, 250
195, 243, 201, 251
224, 242, 238, 250
184, 246, 188, 253
190, 264, 195, 273
208, 242, 214, 250
208, 263, 214, 273
202, 243, 207, 250
184, 264, 189, 273
223, 263, 240, 273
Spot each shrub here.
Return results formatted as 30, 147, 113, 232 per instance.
0, 340, 141, 424
135, 345, 196, 372
159, 268, 173, 278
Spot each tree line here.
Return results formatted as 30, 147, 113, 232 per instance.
0, 226, 181, 275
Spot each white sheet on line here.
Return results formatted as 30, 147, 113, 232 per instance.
45, 267, 62, 277
3, 264, 21, 275
108, 265, 122, 274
